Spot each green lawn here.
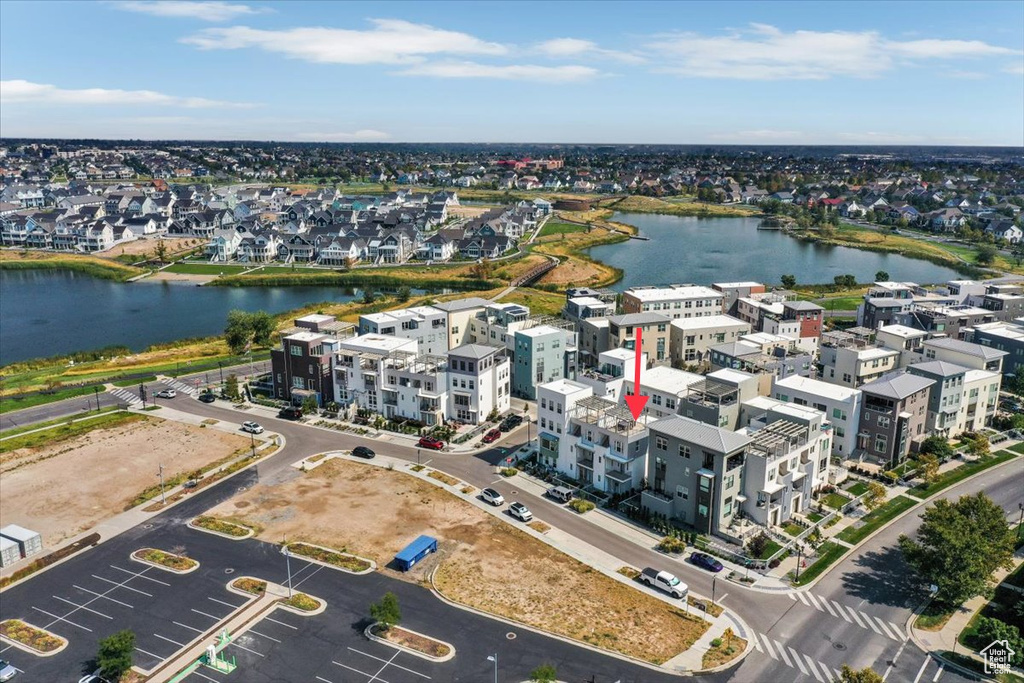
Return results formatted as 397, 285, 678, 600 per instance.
908, 450, 1018, 499
806, 511, 825, 523
844, 481, 869, 496
538, 221, 586, 238
112, 375, 157, 387
836, 496, 918, 545
814, 295, 864, 311
0, 406, 120, 439
164, 262, 251, 275
791, 542, 845, 586
755, 540, 784, 560
782, 522, 804, 537
0, 411, 143, 453
823, 492, 853, 510
1011, 442, 1024, 455
0, 385, 97, 414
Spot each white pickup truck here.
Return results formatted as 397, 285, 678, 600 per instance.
639, 567, 689, 599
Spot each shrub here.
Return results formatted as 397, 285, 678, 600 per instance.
747, 532, 769, 559
98, 629, 136, 680
530, 664, 558, 683
568, 498, 595, 514
657, 536, 687, 554
370, 591, 402, 630
283, 593, 320, 612
710, 638, 723, 648
500, 467, 518, 477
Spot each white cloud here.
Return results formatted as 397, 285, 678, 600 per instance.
110, 1, 265, 22
535, 37, 644, 64
1005, 63, 1024, 75
0, 79, 253, 108
295, 129, 392, 142
182, 19, 506, 64
398, 61, 599, 82
650, 23, 1020, 80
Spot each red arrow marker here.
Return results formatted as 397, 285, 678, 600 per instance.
624, 328, 649, 420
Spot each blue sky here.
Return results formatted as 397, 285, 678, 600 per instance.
1, 0, 1022, 144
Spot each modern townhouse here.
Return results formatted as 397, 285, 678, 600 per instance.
378, 352, 449, 427
772, 375, 862, 459
333, 334, 420, 414
359, 306, 449, 356
979, 284, 1024, 321
622, 284, 725, 319
562, 295, 615, 324
678, 368, 761, 431
905, 360, 999, 436
431, 297, 492, 350
623, 365, 704, 420
968, 319, 1024, 379
536, 378, 593, 470
271, 327, 341, 406
912, 337, 1007, 374
467, 302, 532, 351
558, 393, 651, 494
669, 315, 751, 368
855, 371, 935, 469
817, 330, 901, 388
511, 325, 577, 399
446, 343, 511, 425
605, 312, 671, 365
875, 324, 928, 359
712, 281, 766, 316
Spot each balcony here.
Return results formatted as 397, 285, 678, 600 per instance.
577, 457, 594, 470
605, 468, 632, 484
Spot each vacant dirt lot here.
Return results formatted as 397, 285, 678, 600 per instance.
208, 458, 706, 663
102, 237, 198, 259
0, 416, 250, 546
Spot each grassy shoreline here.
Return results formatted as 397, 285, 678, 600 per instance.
0, 252, 146, 281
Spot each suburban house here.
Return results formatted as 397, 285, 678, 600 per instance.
772, 374, 862, 459
855, 371, 934, 469
446, 343, 511, 425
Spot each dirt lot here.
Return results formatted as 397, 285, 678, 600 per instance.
207, 458, 706, 664
102, 237, 198, 259
0, 416, 250, 547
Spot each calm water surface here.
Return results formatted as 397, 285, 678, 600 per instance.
0, 270, 390, 364
589, 213, 965, 290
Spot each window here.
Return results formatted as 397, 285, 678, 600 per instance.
290, 345, 303, 356
679, 444, 690, 459
541, 398, 547, 409
655, 436, 667, 451
874, 434, 888, 452
723, 497, 733, 515
877, 415, 891, 428
676, 485, 689, 500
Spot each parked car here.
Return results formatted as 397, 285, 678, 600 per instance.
481, 488, 505, 506
0, 660, 16, 682
352, 446, 375, 459
240, 421, 264, 434
198, 392, 216, 403
417, 436, 445, 450
508, 501, 533, 522
689, 552, 724, 573
154, 389, 176, 399
78, 674, 108, 683
639, 568, 689, 599
278, 406, 302, 420
546, 485, 574, 503
482, 429, 501, 444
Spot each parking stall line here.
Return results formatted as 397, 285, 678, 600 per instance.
229, 641, 265, 658
207, 597, 243, 609
191, 608, 223, 621
315, 677, 335, 683
932, 664, 944, 682
332, 660, 391, 683
173, 621, 205, 634
32, 606, 92, 632
187, 670, 221, 683
109, 564, 171, 586
367, 650, 401, 683
135, 646, 165, 660
346, 648, 432, 679
74, 585, 134, 608
52, 595, 113, 619
265, 616, 297, 630
248, 629, 281, 644
292, 564, 325, 589
92, 574, 153, 597
154, 633, 186, 647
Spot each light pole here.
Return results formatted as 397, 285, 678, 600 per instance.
711, 575, 718, 605
794, 543, 804, 583
250, 430, 256, 458
94, 386, 101, 413
284, 541, 293, 598
1017, 503, 1023, 543
158, 463, 166, 506
486, 654, 497, 683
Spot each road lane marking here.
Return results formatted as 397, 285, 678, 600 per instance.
32, 607, 92, 632
92, 574, 152, 597
889, 622, 904, 638
173, 621, 204, 634
154, 633, 185, 647
759, 634, 776, 659
804, 593, 825, 612
347, 648, 433, 679
52, 596, 112, 619
803, 654, 826, 683
249, 629, 281, 643
863, 614, 884, 636
74, 585, 134, 608
818, 596, 840, 619
876, 617, 900, 641
845, 605, 868, 629
932, 664, 944, 682
788, 647, 808, 676
911, 657, 931, 683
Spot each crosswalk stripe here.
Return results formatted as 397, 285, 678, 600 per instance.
889, 622, 904, 639
805, 593, 825, 612
788, 592, 797, 601
819, 596, 840, 619
752, 633, 763, 653
788, 647, 809, 676
774, 640, 793, 668
875, 616, 899, 640
804, 654, 826, 683
863, 613, 884, 635
761, 636, 778, 660
796, 592, 809, 605
831, 599, 853, 622
846, 605, 868, 629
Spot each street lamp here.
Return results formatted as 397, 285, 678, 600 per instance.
1017, 503, 1023, 543
794, 543, 804, 583
711, 575, 718, 605
157, 463, 166, 506
93, 386, 101, 413
486, 654, 497, 683
284, 541, 293, 598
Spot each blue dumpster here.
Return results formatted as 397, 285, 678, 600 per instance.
395, 535, 438, 571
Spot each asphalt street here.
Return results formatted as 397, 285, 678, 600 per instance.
3, 385, 1021, 682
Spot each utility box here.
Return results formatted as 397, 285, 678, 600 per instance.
0, 524, 43, 559
394, 535, 437, 571
0, 536, 19, 567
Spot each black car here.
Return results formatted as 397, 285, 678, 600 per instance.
689, 551, 724, 573
278, 406, 302, 420
352, 446, 375, 459
198, 392, 216, 403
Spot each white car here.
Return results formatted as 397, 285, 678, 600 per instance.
154, 389, 176, 399
481, 487, 505, 507
78, 674, 109, 683
508, 501, 533, 522
0, 659, 16, 682
241, 421, 264, 434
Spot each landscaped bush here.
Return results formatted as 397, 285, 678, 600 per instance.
657, 536, 687, 554
287, 542, 371, 572
135, 548, 196, 571
500, 467, 518, 477
231, 578, 267, 595
568, 498, 595, 514
0, 619, 65, 652
193, 516, 251, 537
282, 592, 320, 611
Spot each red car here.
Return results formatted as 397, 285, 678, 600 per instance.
481, 429, 501, 444
418, 436, 445, 450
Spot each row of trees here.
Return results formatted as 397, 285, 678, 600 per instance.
224, 309, 276, 354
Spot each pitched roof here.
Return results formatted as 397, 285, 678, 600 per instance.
923, 337, 1008, 360
648, 415, 752, 454
860, 371, 935, 400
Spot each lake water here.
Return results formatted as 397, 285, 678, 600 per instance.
589, 213, 965, 291
0, 270, 403, 365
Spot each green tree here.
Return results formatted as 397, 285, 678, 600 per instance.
396, 285, 412, 302
833, 665, 883, 683
97, 629, 136, 680
965, 433, 990, 458
919, 436, 955, 461
918, 453, 940, 484
370, 591, 401, 631
224, 309, 252, 354
362, 289, 377, 305
898, 492, 1015, 606
747, 532, 769, 559
225, 374, 240, 400
530, 663, 558, 683
301, 394, 319, 415
249, 311, 276, 348
863, 481, 887, 510
974, 616, 1023, 666
875, 270, 889, 282
780, 274, 797, 289
976, 245, 998, 266
154, 240, 168, 263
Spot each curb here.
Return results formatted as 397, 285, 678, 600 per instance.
130, 548, 200, 574
277, 595, 327, 617
364, 622, 456, 663
282, 542, 376, 576
187, 518, 255, 541
224, 576, 269, 602
0, 621, 68, 658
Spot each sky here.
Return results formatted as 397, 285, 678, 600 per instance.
1, 0, 1022, 145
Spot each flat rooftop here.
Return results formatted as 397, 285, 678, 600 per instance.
636, 366, 703, 396
670, 314, 749, 331
625, 284, 722, 302
774, 374, 860, 401
340, 334, 417, 354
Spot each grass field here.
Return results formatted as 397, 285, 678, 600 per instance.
0, 385, 97, 414
605, 195, 761, 217
836, 496, 918, 545
823, 492, 853, 510
0, 251, 145, 281
0, 411, 142, 455
0, 406, 120, 439
537, 220, 586, 237
163, 262, 251, 275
